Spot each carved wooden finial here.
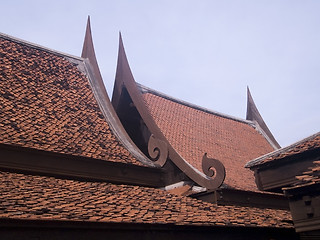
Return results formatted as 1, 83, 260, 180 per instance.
81, 16, 104, 85
202, 153, 225, 188
246, 87, 281, 149
147, 134, 168, 167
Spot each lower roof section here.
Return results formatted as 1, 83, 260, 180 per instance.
0, 170, 293, 229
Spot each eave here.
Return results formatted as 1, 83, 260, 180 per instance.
251, 149, 319, 192
0, 143, 167, 187
192, 188, 289, 210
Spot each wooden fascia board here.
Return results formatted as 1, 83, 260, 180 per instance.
0, 143, 165, 187
192, 188, 289, 209
252, 153, 318, 191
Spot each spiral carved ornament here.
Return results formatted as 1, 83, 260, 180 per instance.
147, 134, 168, 167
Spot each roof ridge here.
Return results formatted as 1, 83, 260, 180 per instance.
138, 83, 255, 126
245, 131, 320, 168
0, 32, 83, 61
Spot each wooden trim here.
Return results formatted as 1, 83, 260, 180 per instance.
81, 17, 156, 168
253, 153, 318, 191
246, 87, 280, 149
192, 188, 289, 209
0, 143, 166, 187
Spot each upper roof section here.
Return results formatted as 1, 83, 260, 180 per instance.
0, 30, 152, 167
141, 86, 275, 191
246, 132, 320, 168
111, 35, 278, 191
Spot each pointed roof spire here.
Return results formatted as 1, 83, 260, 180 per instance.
246, 87, 281, 149
81, 16, 103, 83
112, 32, 137, 108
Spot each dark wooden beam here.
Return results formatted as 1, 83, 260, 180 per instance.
192, 188, 289, 210
0, 143, 166, 187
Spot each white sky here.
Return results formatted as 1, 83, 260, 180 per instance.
1, 0, 319, 147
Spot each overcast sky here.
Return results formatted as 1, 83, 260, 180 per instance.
1, 0, 319, 147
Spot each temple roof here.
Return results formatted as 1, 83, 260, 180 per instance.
246, 132, 320, 168
0, 170, 293, 228
0, 32, 152, 167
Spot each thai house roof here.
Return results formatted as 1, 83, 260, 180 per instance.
0, 18, 297, 234
112, 34, 279, 192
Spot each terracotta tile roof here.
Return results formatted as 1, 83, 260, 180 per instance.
295, 160, 320, 186
0, 36, 141, 166
142, 92, 274, 191
246, 132, 320, 168
0, 170, 293, 228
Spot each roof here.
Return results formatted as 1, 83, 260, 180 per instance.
246, 132, 320, 168
141, 88, 275, 191
0, 170, 293, 228
295, 160, 320, 187
0, 33, 150, 167
111, 35, 278, 191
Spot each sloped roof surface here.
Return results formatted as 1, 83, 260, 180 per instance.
0, 170, 292, 228
246, 132, 320, 168
295, 160, 320, 187
142, 92, 274, 191
0, 36, 141, 166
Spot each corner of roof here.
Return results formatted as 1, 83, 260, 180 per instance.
245, 131, 320, 169
246, 87, 281, 149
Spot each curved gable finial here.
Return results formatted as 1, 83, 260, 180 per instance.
80, 19, 157, 168
81, 16, 103, 84
246, 87, 281, 149
112, 34, 226, 189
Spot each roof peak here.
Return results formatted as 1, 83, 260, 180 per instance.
81, 16, 104, 84
246, 86, 281, 149
245, 131, 320, 168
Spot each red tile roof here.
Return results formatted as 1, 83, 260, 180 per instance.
0, 170, 292, 228
142, 92, 275, 191
246, 132, 320, 168
0, 36, 142, 166
295, 160, 320, 186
